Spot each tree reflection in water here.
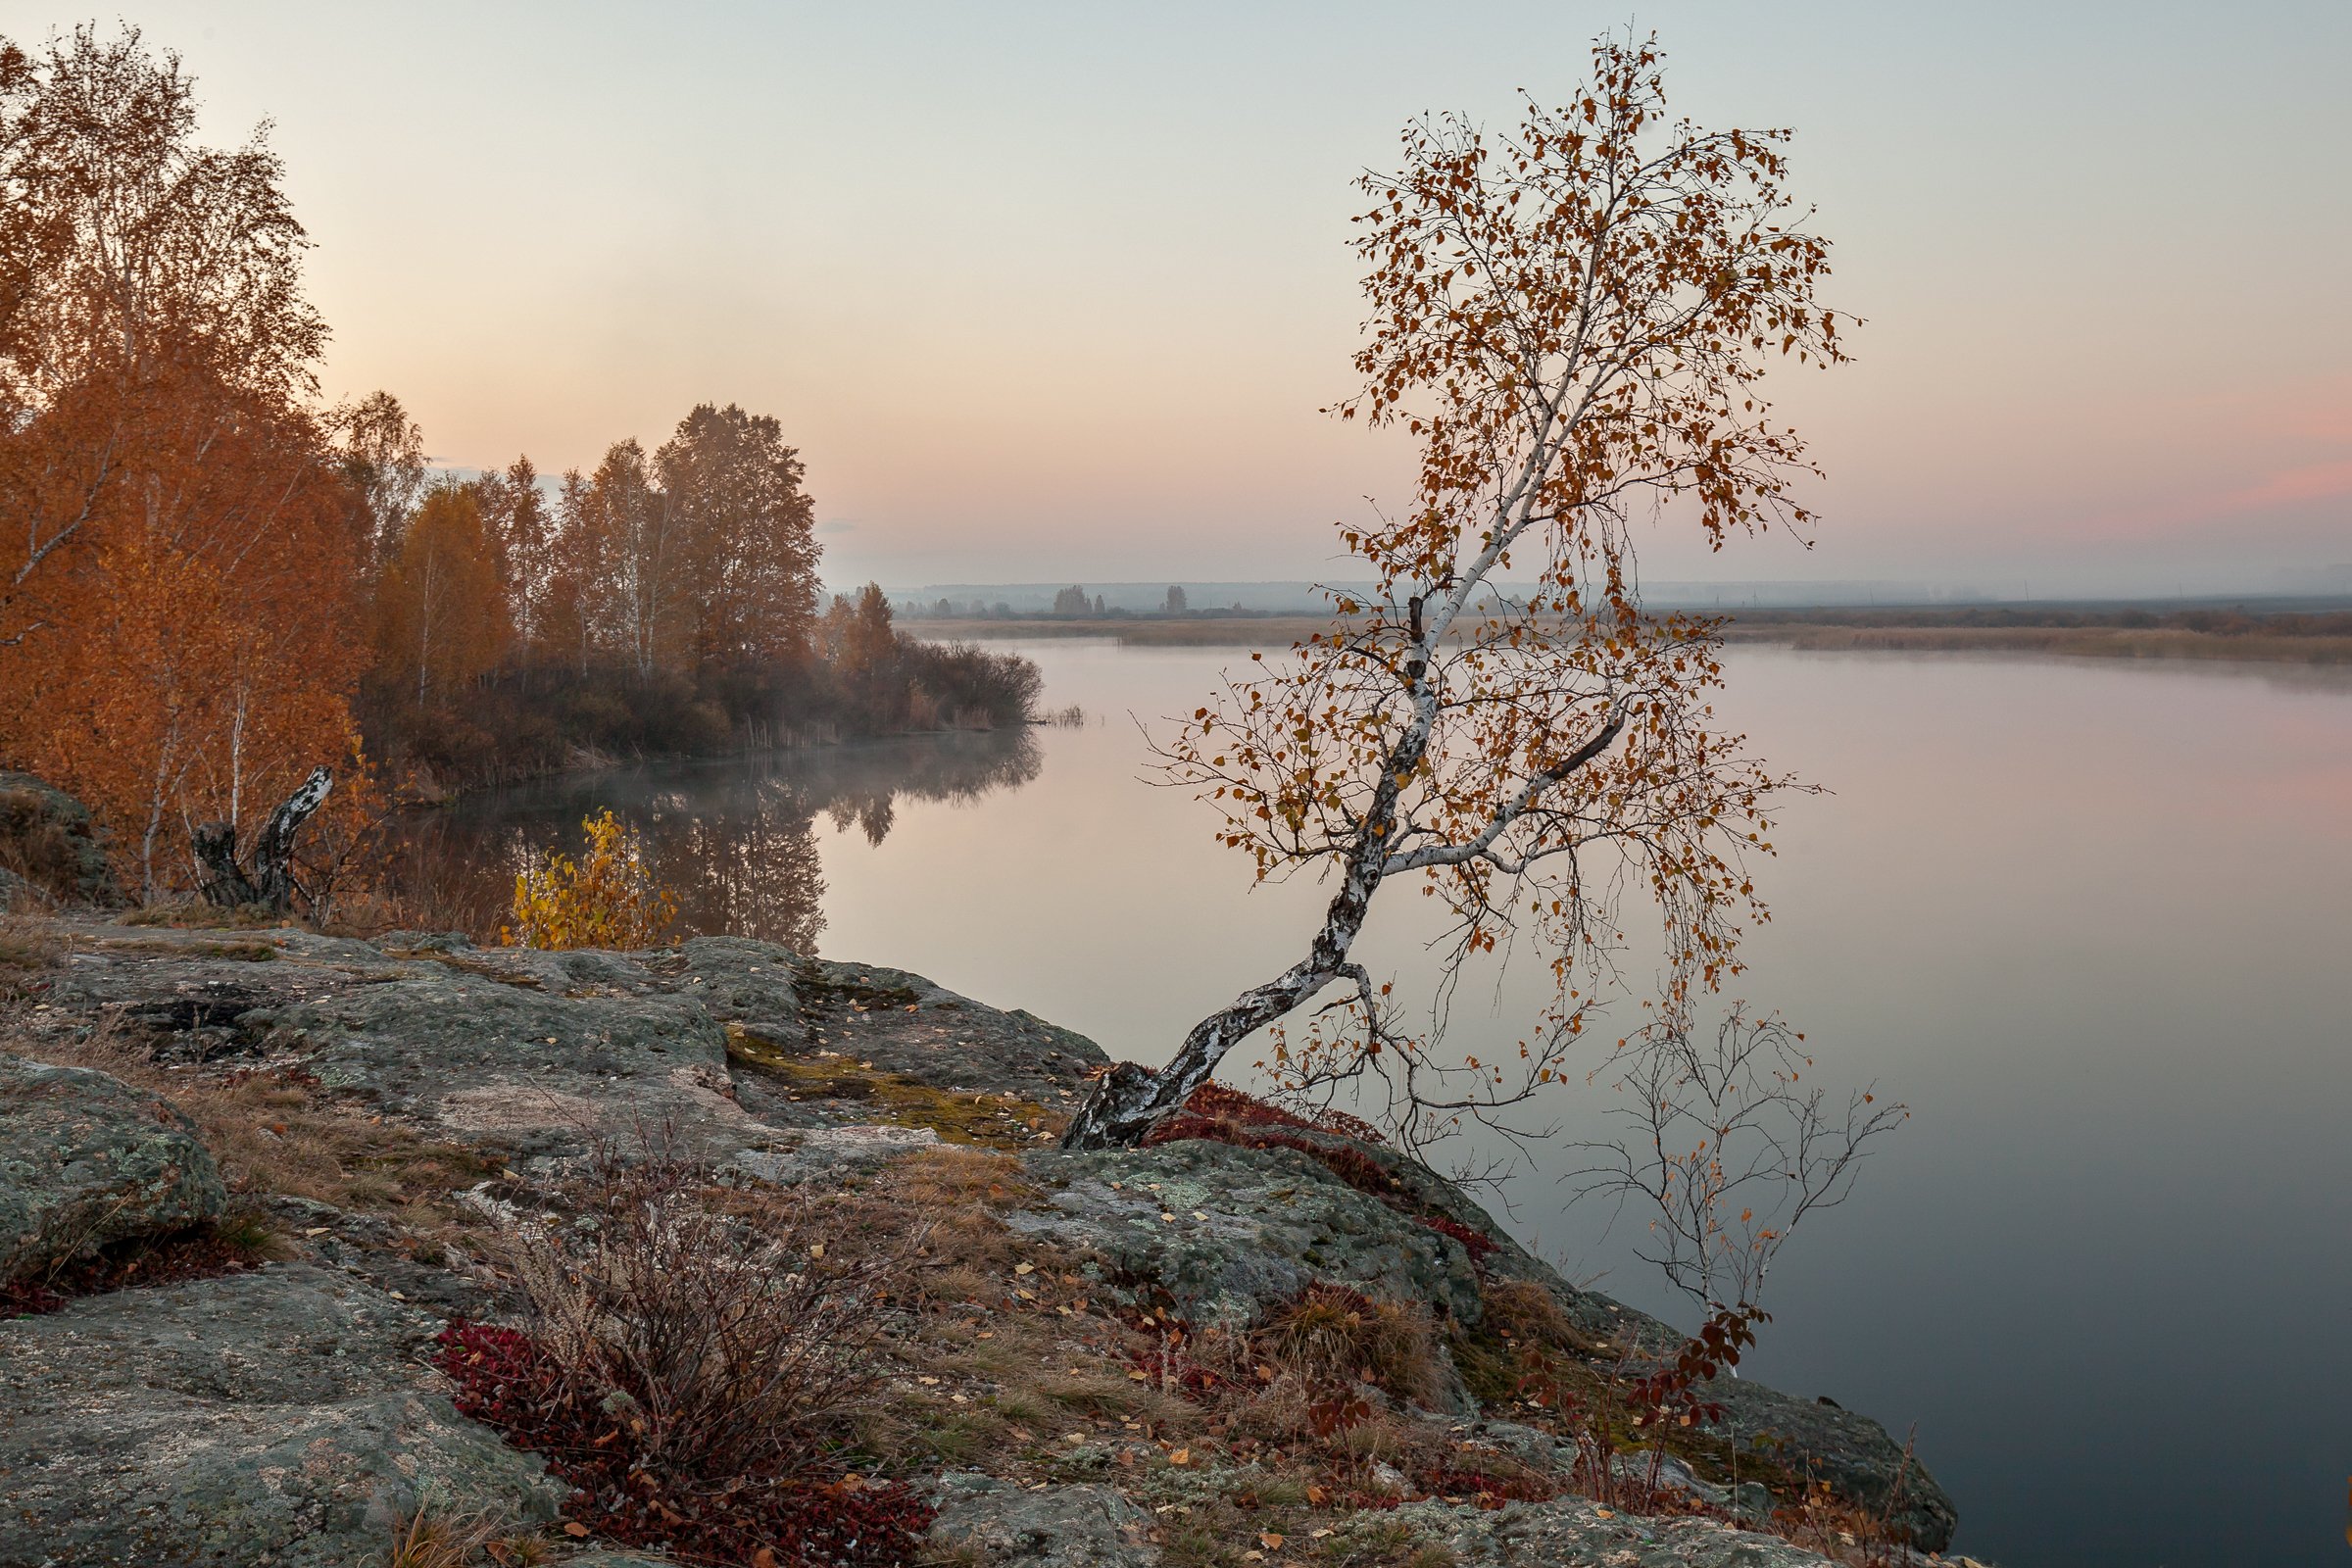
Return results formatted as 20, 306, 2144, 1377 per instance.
391, 730, 1041, 952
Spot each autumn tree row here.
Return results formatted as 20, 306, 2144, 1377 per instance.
0, 24, 1031, 899
354, 394, 819, 713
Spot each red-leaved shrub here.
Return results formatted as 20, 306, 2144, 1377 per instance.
438, 1321, 932, 1568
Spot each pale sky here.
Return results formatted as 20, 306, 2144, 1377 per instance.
9, 1, 2348, 595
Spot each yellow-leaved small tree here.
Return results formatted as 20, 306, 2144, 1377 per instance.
504, 810, 678, 951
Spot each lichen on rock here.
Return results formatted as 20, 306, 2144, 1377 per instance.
0, 1054, 225, 1284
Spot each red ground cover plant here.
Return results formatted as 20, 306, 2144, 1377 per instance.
1143, 1084, 1408, 1202
1417, 1213, 1498, 1265
0, 1224, 265, 1316
437, 1321, 932, 1568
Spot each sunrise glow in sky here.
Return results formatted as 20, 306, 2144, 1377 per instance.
17, 0, 2347, 596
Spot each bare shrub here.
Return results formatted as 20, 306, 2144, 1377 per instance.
511, 1144, 912, 1484
1567, 1008, 1905, 1313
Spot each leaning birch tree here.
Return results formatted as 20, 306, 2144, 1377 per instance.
1063, 34, 1850, 1149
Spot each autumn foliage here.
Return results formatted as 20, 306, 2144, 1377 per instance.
504, 809, 679, 952
0, 24, 1036, 906
1067, 31, 1849, 1149
0, 27, 364, 899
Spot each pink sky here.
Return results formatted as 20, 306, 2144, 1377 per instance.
25, 0, 2347, 596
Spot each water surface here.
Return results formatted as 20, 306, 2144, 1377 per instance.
433, 642, 2352, 1566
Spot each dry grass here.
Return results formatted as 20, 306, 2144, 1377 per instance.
0, 913, 65, 996
1, 1015, 504, 1230
1253, 1285, 1445, 1410
119, 901, 287, 930
1723, 621, 2352, 664
1477, 1276, 1607, 1357
380, 1505, 553, 1568
915, 612, 2352, 666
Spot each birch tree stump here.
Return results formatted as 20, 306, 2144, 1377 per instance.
193, 766, 333, 911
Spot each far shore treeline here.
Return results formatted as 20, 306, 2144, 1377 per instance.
0, 25, 1036, 901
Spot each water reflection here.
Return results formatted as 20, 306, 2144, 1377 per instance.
397, 728, 1041, 951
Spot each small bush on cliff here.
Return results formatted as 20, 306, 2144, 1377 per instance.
502, 809, 678, 951
446, 1148, 927, 1565
1256, 1283, 1443, 1410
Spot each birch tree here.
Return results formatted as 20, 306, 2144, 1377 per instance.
1064, 34, 1850, 1149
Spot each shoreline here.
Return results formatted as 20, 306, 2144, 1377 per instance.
909, 613, 2352, 665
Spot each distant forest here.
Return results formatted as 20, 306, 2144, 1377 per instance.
349, 395, 1040, 794
0, 26, 1035, 898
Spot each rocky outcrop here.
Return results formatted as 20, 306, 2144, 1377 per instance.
0, 1263, 564, 1566
26, 923, 1113, 1162
1703, 1377, 1957, 1550
0, 1054, 225, 1283
0, 769, 122, 907
1341, 1494, 1846, 1568
5, 917, 1959, 1560
1014, 1136, 1956, 1547
1017, 1140, 1485, 1329
929, 1473, 1155, 1568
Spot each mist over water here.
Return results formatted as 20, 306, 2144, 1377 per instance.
443, 642, 2352, 1566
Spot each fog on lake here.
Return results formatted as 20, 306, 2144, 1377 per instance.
421, 640, 2352, 1568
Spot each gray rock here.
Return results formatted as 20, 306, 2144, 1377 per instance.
1340, 1495, 1839, 1567
253, 968, 762, 1157
730, 1122, 941, 1185
29, 920, 1107, 1154
0, 1263, 565, 1566
13, 917, 1956, 1549
0, 1055, 225, 1283
783, 956, 1111, 1102
0, 769, 122, 906
1703, 1376, 1957, 1551
929, 1472, 1155, 1568
1016, 1140, 1482, 1330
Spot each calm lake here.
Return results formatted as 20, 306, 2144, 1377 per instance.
419, 640, 2352, 1567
